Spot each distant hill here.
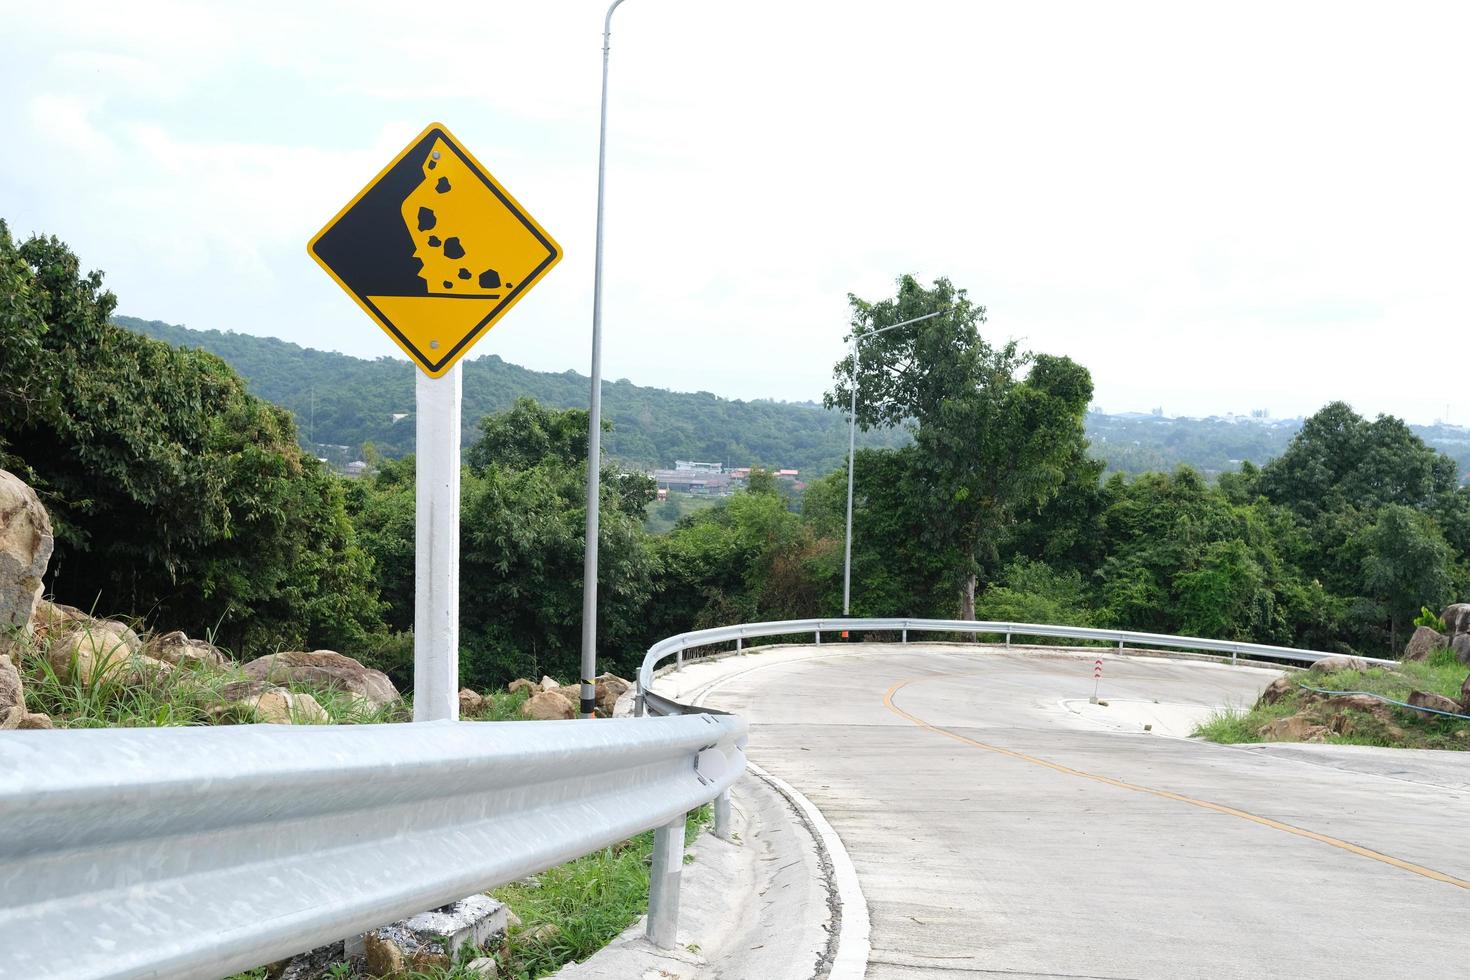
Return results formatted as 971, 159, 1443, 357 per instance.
114, 317, 1470, 482
115, 317, 907, 473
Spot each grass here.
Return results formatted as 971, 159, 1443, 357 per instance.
9, 629, 411, 728
491, 804, 712, 979
1195, 649, 1470, 750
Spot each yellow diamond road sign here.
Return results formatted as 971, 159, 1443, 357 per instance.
309, 122, 561, 378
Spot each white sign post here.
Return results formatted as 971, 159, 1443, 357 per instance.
308, 123, 561, 723
414, 365, 462, 721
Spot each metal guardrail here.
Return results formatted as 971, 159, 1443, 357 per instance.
0, 714, 747, 979
638, 617, 1398, 707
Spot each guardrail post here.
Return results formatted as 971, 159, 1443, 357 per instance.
1005, 632, 1011, 648
736, 636, 743, 656
676, 649, 684, 670
714, 789, 732, 840
815, 630, 821, 645
647, 812, 687, 949
901, 628, 907, 643
1118, 639, 1124, 651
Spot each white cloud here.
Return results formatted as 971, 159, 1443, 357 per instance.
2, 0, 1468, 427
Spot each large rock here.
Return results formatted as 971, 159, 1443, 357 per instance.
242, 650, 399, 707
0, 653, 23, 714
538, 675, 560, 692
143, 631, 227, 669
214, 680, 328, 724
520, 690, 575, 720
1407, 690, 1462, 715
0, 469, 54, 631
1403, 626, 1448, 662
458, 688, 484, 716
46, 622, 170, 688
1308, 655, 1371, 674
1461, 674, 1470, 712
1441, 603, 1470, 636
1258, 675, 1296, 706
30, 599, 88, 641
595, 673, 632, 716
552, 684, 585, 712
1452, 633, 1470, 666
507, 678, 536, 696
1, 705, 53, 729
1257, 713, 1331, 742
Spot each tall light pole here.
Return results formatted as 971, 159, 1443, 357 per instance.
842, 309, 948, 616
581, 0, 629, 719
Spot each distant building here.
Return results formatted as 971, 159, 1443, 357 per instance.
650, 461, 806, 496
344, 460, 368, 479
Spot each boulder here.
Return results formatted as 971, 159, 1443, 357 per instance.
1441, 603, 1470, 636
242, 650, 399, 707
1452, 633, 1470, 666
595, 673, 632, 715
507, 678, 536, 696
1403, 626, 1448, 662
30, 599, 87, 641
1407, 690, 1462, 715
0, 653, 23, 714
1462, 674, 1470, 712
520, 690, 575, 720
46, 623, 170, 687
1309, 655, 1370, 674
538, 675, 560, 692
1257, 714, 1331, 742
458, 687, 484, 715
214, 680, 328, 724
552, 684, 585, 711
1258, 675, 1295, 706
1, 705, 53, 729
143, 631, 227, 669
0, 469, 54, 631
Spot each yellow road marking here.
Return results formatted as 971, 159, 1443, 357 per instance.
883, 673, 1470, 891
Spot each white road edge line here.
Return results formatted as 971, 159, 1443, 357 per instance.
746, 762, 872, 980
677, 651, 872, 980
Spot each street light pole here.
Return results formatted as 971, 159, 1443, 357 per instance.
580, 0, 629, 719
842, 309, 949, 616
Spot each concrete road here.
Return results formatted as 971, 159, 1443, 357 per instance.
658, 643, 1470, 980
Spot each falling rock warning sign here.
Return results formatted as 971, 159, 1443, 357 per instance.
309, 122, 561, 377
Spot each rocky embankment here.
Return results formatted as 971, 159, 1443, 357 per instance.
2, 467, 631, 729
1247, 607, 1470, 746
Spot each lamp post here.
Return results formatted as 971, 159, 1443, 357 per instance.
842, 309, 948, 616
580, 0, 630, 719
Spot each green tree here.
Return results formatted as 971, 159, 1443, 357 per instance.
1260, 402, 1459, 517
0, 223, 384, 654
826, 275, 1093, 617
1353, 504, 1456, 651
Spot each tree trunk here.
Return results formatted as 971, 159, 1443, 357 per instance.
959, 574, 977, 621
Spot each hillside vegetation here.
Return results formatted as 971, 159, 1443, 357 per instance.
115, 316, 1470, 481
116, 315, 908, 473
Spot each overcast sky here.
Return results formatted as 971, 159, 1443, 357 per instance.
3, 1, 1467, 423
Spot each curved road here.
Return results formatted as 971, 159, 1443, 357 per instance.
656, 643, 1470, 980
